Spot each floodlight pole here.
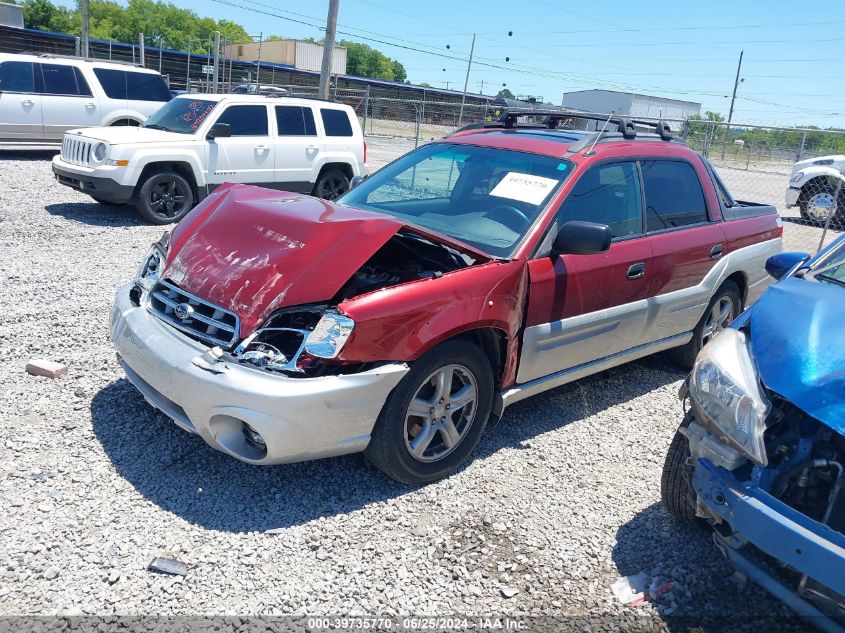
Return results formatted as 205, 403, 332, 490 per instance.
458, 33, 476, 127
721, 49, 743, 160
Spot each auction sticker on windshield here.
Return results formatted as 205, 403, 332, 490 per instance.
490, 172, 559, 205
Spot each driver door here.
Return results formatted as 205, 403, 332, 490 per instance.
519, 160, 653, 383
206, 104, 275, 187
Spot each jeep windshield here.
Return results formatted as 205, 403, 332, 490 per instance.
339, 143, 572, 258
142, 98, 218, 134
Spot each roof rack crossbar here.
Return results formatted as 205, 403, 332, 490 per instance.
32, 52, 144, 68
498, 109, 674, 141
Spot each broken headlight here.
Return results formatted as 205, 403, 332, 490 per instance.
235, 308, 355, 374
135, 232, 170, 291
689, 328, 771, 466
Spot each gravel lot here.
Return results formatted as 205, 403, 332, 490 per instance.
0, 149, 822, 631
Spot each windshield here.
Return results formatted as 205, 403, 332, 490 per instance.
809, 240, 845, 287
142, 98, 217, 134
338, 143, 572, 257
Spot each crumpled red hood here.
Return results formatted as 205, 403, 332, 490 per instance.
164, 183, 405, 336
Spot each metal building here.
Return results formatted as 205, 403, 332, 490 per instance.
223, 39, 347, 74
562, 89, 701, 120
0, 2, 24, 28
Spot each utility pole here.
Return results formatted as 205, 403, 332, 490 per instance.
212, 31, 220, 93
254, 32, 263, 92
319, 0, 339, 99
721, 50, 743, 160
457, 33, 476, 127
80, 0, 89, 57
479, 78, 484, 95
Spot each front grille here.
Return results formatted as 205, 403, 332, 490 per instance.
61, 136, 93, 166
147, 280, 240, 348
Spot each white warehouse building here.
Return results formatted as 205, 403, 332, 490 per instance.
562, 89, 701, 120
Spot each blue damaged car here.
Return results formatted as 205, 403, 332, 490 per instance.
662, 233, 845, 631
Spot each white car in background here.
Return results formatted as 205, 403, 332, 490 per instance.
0, 53, 171, 141
51, 94, 368, 224
785, 154, 845, 225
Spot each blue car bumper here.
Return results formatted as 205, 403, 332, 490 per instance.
694, 459, 845, 631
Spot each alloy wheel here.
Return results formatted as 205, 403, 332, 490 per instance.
404, 364, 478, 463
319, 176, 348, 200
701, 296, 735, 345
149, 179, 189, 219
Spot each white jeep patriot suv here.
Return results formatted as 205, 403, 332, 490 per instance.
51, 94, 368, 224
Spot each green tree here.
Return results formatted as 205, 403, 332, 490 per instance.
391, 59, 406, 83
340, 39, 405, 81
497, 88, 515, 99
22, 0, 74, 33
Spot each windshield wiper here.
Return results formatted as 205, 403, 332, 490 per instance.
143, 124, 170, 131
815, 273, 845, 288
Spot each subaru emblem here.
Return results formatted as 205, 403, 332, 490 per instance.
174, 303, 193, 320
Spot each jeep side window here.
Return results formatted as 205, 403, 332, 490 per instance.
0, 61, 35, 93
275, 106, 316, 136
641, 160, 708, 231
320, 108, 353, 137
215, 105, 269, 136
558, 161, 643, 239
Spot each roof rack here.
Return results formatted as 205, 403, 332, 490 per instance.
497, 109, 674, 142
32, 53, 143, 68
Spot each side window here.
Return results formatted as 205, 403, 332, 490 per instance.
275, 105, 316, 136
215, 105, 269, 136
641, 160, 708, 231
320, 108, 353, 137
40, 63, 80, 96
93, 68, 126, 99
0, 61, 35, 93
559, 161, 643, 239
125, 71, 171, 102
73, 67, 93, 97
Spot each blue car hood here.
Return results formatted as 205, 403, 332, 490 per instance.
750, 276, 845, 433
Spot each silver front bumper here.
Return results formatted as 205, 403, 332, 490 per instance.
110, 283, 408, 465
785, 186, 801, 208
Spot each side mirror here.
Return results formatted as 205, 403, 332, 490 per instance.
552, 221, 612, 256
765, 251, 810, 280
206, 123, 231, 140
349, 174, 368, 189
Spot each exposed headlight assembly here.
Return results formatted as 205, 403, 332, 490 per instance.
135, 232, 169, 291
689, 328, 771, 465
303, 311, 355, 358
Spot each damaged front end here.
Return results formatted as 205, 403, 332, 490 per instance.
681, 328, 845, 628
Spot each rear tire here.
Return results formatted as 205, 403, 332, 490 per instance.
312, 168, 350, 201
670, 280, 741, 370
134, 170, 194, 225
365, 340, 494, 485
661, 413, 703, 526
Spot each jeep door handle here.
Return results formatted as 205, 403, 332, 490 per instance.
710, 244, 724, 259
255, 145, 269, 152
306, 145, 320, 151
627, 263, 646, 279
85, 102, 96, 109
21, 99, 34, 106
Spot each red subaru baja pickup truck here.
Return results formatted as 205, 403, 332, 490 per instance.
111, 111, 782, 484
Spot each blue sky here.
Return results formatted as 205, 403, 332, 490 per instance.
61, 0, 845, 127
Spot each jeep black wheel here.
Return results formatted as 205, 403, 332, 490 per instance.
313, 169, 350, 201
365, 340, 494, 485
135, 171, 194, 225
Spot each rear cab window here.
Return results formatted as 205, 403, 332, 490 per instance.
215, 105, 269, 136
640, 159, 709, 231
0, 61, 35, 93
320, 108, 354, 136
275, 105, 316, 136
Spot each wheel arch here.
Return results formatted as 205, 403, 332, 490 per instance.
424, 326, 508, 388
134, 161, 199, 200
723, 271, 748, 308
316, 161, 354, 182
800, 174, 845, 197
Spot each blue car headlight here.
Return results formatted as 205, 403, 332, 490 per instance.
689, 328, 771, 466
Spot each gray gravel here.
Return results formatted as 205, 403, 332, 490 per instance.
0, 150, 816, 631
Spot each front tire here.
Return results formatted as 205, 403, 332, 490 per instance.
799, 184, 843, 227
312, 168, 350, 201
365, 340, 494, 485
670, 280, 740, 370
134, 170, 194, 225
661, 413, 701, 525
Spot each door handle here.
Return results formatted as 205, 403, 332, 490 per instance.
85, 102, 96, 109
306, 144, 320, 150
21, 99, 34, 106
627, 263, 646, 280
710, 244, 724, 259
255, 145, 269, 152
